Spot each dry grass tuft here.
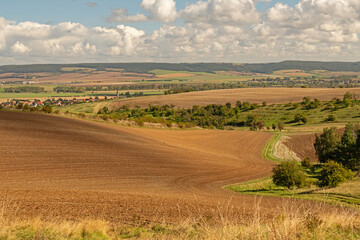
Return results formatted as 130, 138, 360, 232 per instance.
0, 199, 358, 239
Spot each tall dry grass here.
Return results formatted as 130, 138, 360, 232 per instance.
0, 197, 358, 239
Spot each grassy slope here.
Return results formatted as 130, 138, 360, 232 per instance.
227, 133, 360, 208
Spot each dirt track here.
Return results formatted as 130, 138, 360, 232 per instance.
110, 88, 360, 109
0, 111, 335, 223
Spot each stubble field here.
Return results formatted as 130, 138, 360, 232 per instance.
110, 88, 360, 109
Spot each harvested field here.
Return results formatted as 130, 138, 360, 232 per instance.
0, 72, 157, 84
283, 134, 317, 161
157, 73, 196, 78
110, 87, 360, 109
0, 111, 335, 223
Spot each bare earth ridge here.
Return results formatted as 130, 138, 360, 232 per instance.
110, 88, 360, 109
0, 111, 336, 223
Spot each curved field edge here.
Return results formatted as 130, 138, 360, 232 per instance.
226, 133, 360, 209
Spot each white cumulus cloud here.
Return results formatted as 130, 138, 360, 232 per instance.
180, 0, 261, 26
1, 0, 360, 64
107, 0, 177, 23
11, 41, 31, 55
140, 0, 177, 23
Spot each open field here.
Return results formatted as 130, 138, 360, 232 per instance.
0, 110, 287, 223
110, 87, 360, 108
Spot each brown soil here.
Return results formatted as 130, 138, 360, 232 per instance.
0, 111, 339, 223
109, 88, 360, 109
283, 134, 317, 161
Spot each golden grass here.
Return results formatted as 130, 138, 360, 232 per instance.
0, 199, 358, 239
320, 178, 360, 198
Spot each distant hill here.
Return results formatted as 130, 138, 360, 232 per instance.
0, 61, 359, 74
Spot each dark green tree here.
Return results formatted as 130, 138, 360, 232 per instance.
317, 161, 353, 188
272, 160, 307, 189
314, 127, 339, 163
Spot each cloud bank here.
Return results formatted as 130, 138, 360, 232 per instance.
0, 0, 359, 64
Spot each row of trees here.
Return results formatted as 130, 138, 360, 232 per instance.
112, 102, 275, 129
4, 86, 45, 93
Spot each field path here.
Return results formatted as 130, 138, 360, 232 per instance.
0, 111, 327, 223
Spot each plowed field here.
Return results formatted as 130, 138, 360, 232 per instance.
0, 111, 332, 223
110, 88, 360, 109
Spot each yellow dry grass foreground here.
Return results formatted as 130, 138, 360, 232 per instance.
0, 199, 359, 239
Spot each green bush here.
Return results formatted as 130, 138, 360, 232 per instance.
301, 157, 313, 168
272, 160, 307, 189
41, 105, 53, 114
325, 114, 336, 122
317, 161, 353, 188
294, 113, 308, 124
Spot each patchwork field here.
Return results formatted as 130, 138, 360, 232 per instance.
110, 87, 360, 109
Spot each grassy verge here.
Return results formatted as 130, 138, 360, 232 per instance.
228, 133, 360, 208
261, 133, 283, 163
227, 177, 360, 208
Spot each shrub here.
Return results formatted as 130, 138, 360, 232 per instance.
301, 157, 313, 169
41, 105, 53, 114
317, 161, 353, 188
294, 113, 308, 124
23, 104, 30, 110
325, 114, 336, 122
16, 103, 24, 109
277, 121, 285, 131
165, 121, 173, 128
272, 160, 307, 189
135, 118, 144, 126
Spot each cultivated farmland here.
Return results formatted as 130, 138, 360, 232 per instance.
0, 111, 279, 222
110, 87, 360, 108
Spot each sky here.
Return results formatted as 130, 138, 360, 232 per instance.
0, 0, 359, 64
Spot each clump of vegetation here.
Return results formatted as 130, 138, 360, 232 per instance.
294, 112, 308, 124
301, 157, 313, 169
272, 160, 307, 189
4, 86, 45, 93
317, 161, 353, 188
41, 105, 53, 114
53, 85, 85, 93
325, 114, 336, 122
314, 123, 360, 171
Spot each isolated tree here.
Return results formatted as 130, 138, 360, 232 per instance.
341, 123, 357, 146
236, 100, 242, 108
277, 121, 285, 131
272, 123, 277, 131
317, 161, 353, 188
272, 160, 307, 189
343, 92, 353, 107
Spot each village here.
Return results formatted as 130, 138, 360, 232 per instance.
0, 96, 110, 109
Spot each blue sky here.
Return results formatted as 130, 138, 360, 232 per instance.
0, 0, 358, 64
0, 0, 299, 32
